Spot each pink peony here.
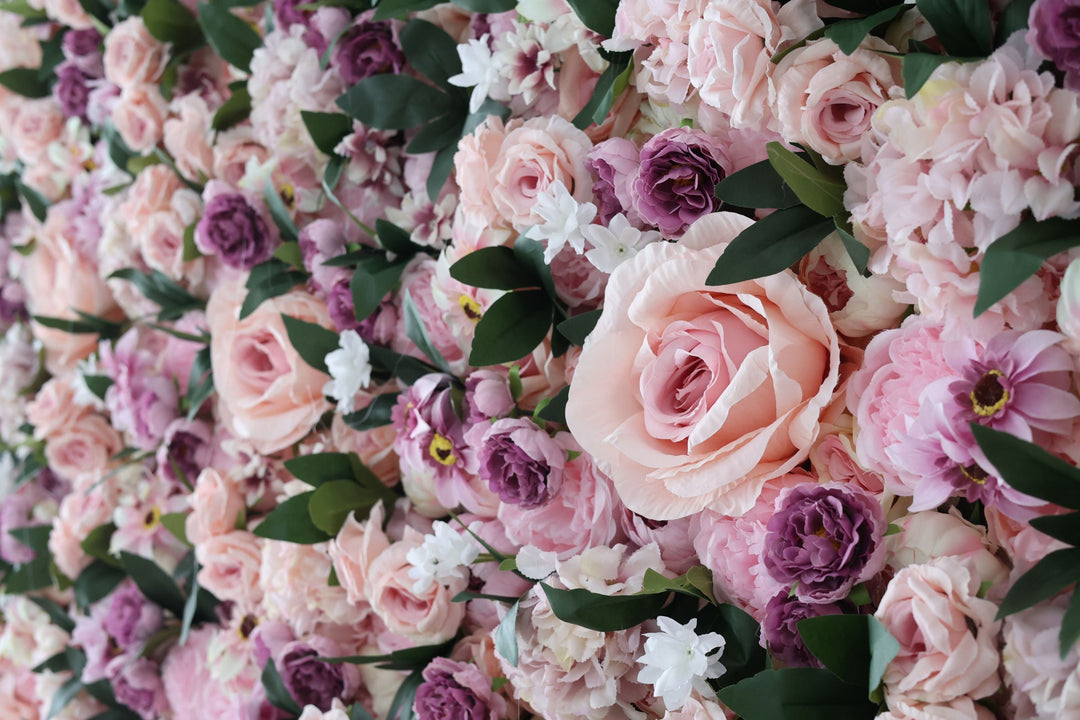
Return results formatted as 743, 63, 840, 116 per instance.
1002, 593, 1080, 720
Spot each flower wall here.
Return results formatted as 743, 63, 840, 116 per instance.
0, 0, 1079, 719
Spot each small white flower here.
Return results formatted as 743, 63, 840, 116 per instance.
406, 520, 481, 594
515, 544, 559, 581
582, 213, 662, 273
526, 181, 597, 262
323, 330, 372, 414
449, 34, 499, 114
637, 616, 726, 711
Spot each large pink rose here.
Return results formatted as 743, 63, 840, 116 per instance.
566, 212, 841, 519
207, 280, 332, 454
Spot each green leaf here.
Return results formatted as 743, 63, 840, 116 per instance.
119, 551, 187, 617
469, 290, 552, 366
0, 0, 47, 18
180, 553, 199, 644
262, 658, 303, 715
350, 704, 377, 720
308, 478, 392, 535
28, 596, 75, 633
375, 219, 420, 257
108, 268, 205, 320
572, 50, 633, 130
426, 142, 457, 203
324, 638, 457, 669
47, 674, 84, 720
16, 179, 51, 221
186, 346, 213, 421
1030, 512, 1080, 547
86, 710, 144, 720
766, 142, 845, 218
462, 96, 511, 137
337, 74, 452, 130
707, 206, 835, 285
975, 217, 1080, 316
693, 603, 766, 689
197, 2, 262, 73
211, 84, 251, 131
343, 393, 399, 431
399, 18, 461, 89
565, 0, 618, 36
849, 582, 872, 606
301, 110, 353, 156
239, 258, 307, 320
715, 158, 801, 210
80, 522, 117, 563
453, 0, 515, 10
915, 0, 992, 57
253, 491, 333, 544
182, 223, 200, 261
798, 614, 899, 692
263, 178, 299, 243
495, 598, 520, 667
995, 0, 1035, 47
824, 5, 907, 54
281, 313, 338, 375
141, 0, 204, 53
160, 512, 190, 546
4, 553, 53, 593
1060, 589, 1080, 658
450, 246, 541, 291
82, 374, 113, 401
272, 240, 304, 268
997, 548, 1080, 618
351, 255, 408, 321
386, 668, 423, 720
903, 52, 962, 98
402, 291, 451, 373
368, 344, 441, 385
718, 668, 879, 720
535, 385, 569, 424
557, 310, 602, 347
0, 67, 50, 98
512, 237, 559, 303
74, 560, 125, 610
406, 112, 465, 155
970, 424, 1080, 509
372, 0, 439, 20
834, 219, 870, 275
33, 313, 124, 338
539, 582, 667, 632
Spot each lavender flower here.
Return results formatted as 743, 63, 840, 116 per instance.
762, 483, 886, 603
476, 417, 566, 508
277, 639, 351, 711
194, 186, 274, 270
333, 19, 405, 86
414, 657, 504, 720
1029, 0, 1080, 90
54, 62, 93, 120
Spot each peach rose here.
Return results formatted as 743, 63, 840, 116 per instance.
103, 17, 169, 87
45, 413, 123, 486
112, 84, 168, 154
875, 557, 1001, 704
566, 212, 840, 519
878, 695, 996, 720
8, 98, 65, 164
195, 531, 264, 611
186, 468, 246, 545
328, 501, 390, 606
207, 280, 332, 454
163, 94, 214, 182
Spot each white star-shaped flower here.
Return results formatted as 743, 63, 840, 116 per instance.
449, 34, 498, 114
581, 213, 662, 273
526, 181, 597, 262
406, 521, 481, 594
637, 616, 726, 711
322, 330, 372, 414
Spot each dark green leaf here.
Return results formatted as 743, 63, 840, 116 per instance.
308, 478, 391, 535
337, 74, 452, 130
0, 67, 49, 98
1031, 512, 1080, 546
572, 51, 633, 129
252, 491, 333, 544
343, 393, 399, 431
351, 255, 408, 321
16, 179, 50, 221
640, 567, 715, 602
180, 554, 199, 644
715, 158, 801, 210
407, 112, 465, 155
834, 219, 870, 275
513, 237, 558, 303
34, 650, 73, 674
462, 97, 511, 137
29, 596, 75, 633
368, 344, 440, 385
372, 0, 438, 20
86, 709, 144, 720
426, 141, 457, 202
141, 0, 204, 53
975, 217, 1080, 316
80, 522, 117, 563
824, 5, 907, 54
4, 554, 53, 593
376, 219, 421, 257
995, 0, 1035, 47
694, 603, 766, 689
240, 258, 308, 319
262, 658, 303, 715
798, 614, 899, 692
263, 177, 299, 243
469, 290, 552, 366
707, 206, 834, 285
535, 385, 569, 424
540, 582, 666, 632
281, 313, 338, 375
450, 246, 541, 291
557, 309, 602, 347
718, 668, 878, 720
825, 0, 904, 10
186, 346, 213, 421
766, 142, 845, 218
196, 2, 263, 73
82, 374, 113, 401
211, 84, 251, 131
0, 0, 47, 19
108, 268, 205, 320
971, 423, 1080, 509
273, 240, 304, 268
119, 551, 187, 617
324, 638, 456, 669
386, 668, 423, 720
160, 512, 189, 546
495, 598, 520, 667
33, 313, 120, 336
452, 0, 514, 9
1060, 588, 1080, 658
47, 674, 83, 720
915, 0, 992, 56
399, 18, 461, 89
565, 0, 618, 36
301, 110, 353, 156
350, 703, 377, 720
997, 548, 1080, 618
74, 560, 126, 610
403, 291, 451, 372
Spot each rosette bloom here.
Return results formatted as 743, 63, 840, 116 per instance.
277, 638, 357, 712
476, 417, 568, 508
333, 19, 405, 85
1028, 0, 1080, 91
414, 657, 506, 720
566, 213, 841, 520
195, 185, 274, 269
762, 482, 887, 603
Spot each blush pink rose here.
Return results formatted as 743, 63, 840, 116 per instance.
103, 17, 169, 87
112, 84, 168, 154
328, 501, 390, 606
875, 557, 1002, 704
195, 531, 264, 611
207, 280, 332, 454
186, 468, 246, 545
49, 486, 114, 579
877, 695, 996, 720
45, 412, 123, 486
8, 98, 65, 164
212, 126, 272, 186
163, 94, 214, 182
566, 212, 841, 519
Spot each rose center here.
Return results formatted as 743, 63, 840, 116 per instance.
970, 370, 1009, 417
429, 433, 458, 466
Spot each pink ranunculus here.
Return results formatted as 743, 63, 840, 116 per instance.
103, 17, 170, 87
566, 212, 841, 520
112, 83, 168, 154
875, 557, 1002, 704
207, 280, 332, 454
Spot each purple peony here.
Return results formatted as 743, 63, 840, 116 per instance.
194, 184, 274, 269
414, 657, 504, 720
763, 592, 850, 667
62, 28, 104, 75
333, 19, 406, 86
475, 417, 567, 508
104, 581, 164, 650
277, 640, 349, 712
54, 62, 93, 120
762, 482, 886, 603
155, 418, 212, 486
631, 127, 731, 238
99, 331, 180, 451
1029, 0, 1080, 90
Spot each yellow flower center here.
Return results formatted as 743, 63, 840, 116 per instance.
459, 294, 482, 322
970, 369, 1009, 417
429, 433, 458, 466
279, 183, 296, 210
143, 505, 162, 531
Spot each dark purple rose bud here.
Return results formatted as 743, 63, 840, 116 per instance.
763, 591, 849, 667
62, 28, 104, 76
54, 62, 93, 121
414, 657, 501, 720
278, 641, 348, 712
327, 277, 363, 333
273, 0, 311, 30
1028, 0, 1080, 91
763, 482, 886, 603
475, 417, 566, 508
631, 127, 730, 238
195, 186, 274, 269
333, 20, 406, 85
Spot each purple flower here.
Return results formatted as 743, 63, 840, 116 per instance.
54, 62, 93, 120
273, 0, 311, 30
631, 127, 731, 238
155, 418, 212, 486
299, 218, 348, 293
195, 183, 274, 269
1029, 0, 1080, 91
763, 482, 886, 603
464, 369, 514, 424
763, 592, 849, 667
476, 417, 566, 508
414, 657, 503, 720
104, 582, 163, 651
99, 331, 180, 451
327, 277, 363, 333
333, 19, 405, 86
62, 28, 104, 76
586, 137, 641, 224
109, 656, 167, 720
277, 639, 353, 712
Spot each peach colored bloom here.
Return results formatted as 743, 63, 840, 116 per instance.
103, 17, 169, 87
112, 84, 168, 154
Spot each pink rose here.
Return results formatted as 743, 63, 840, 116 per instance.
49, 487, 114, 579
112, 84, 168, 154
196, 531, 264, 611
328, 501, 390, 606
45, 412, 123, 486
103, 17, 169, 87
186, 468, 246, 545
42, 0, 94, 28
566, 212, 841, 519
8, 98, 65, 164
886, 510, 1008, 593
877, 695, 996, 720
329, 410, 399, 487
26, 377, 83, 439
1002, 594, 1080, 720
212, 126, 271, 187
163, 94, 215, 182
875, 557, 1001, 704
207, 280, 332, 454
